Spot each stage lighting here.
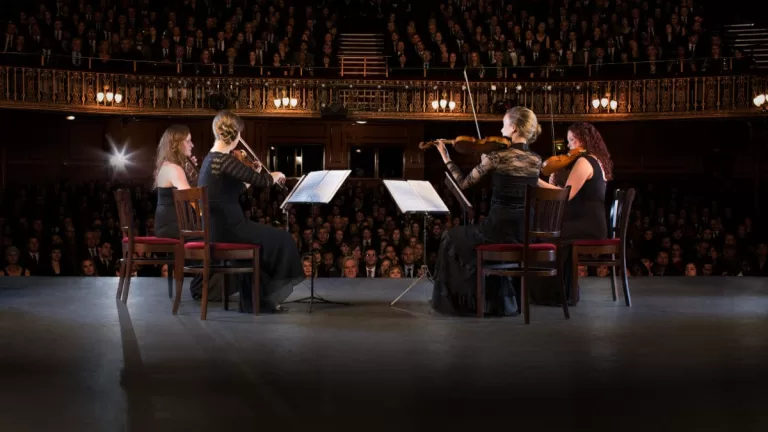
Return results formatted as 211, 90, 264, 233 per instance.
109, 152, 127, 169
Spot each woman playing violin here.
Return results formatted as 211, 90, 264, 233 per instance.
430, 107, 543, 317
538, 122, 614, 305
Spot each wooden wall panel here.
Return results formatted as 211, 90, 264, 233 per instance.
0, 112, 759, 185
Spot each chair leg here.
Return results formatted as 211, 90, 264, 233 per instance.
621, 255, 632, 307
476, 251, 484, 318
252, 249, 260, 315
522, 271, 530, 325
172, 247, 184, 315
116, 253, 127, 300
559, 256, 570, 321
121, 249, 135, 304
571, 246, 580, 305
200, 263, 210, 321
610, 255, 619, 302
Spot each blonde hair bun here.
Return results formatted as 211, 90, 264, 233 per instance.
505, 106, 540, 144
212, 110, 244, 145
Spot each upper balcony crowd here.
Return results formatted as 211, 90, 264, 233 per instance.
0, 0, 758, 81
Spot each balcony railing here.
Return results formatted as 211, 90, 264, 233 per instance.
0, 63, 764, 121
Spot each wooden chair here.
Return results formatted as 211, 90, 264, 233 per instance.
114, 189, 180, 304
572, 188, 636, 307
476, 185, 571, 324
172, 187, 261, 320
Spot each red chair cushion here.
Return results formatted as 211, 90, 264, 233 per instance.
573, 238, 621, 246
476, 243, 556, 252
184, 242, 260, 251
122, 236, 180, 245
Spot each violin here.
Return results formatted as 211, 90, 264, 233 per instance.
419, 136, 513, 154
233, 149, 262, 171
540, 147, 588, 176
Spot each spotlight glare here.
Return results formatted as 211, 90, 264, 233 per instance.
66, 115, 75, 120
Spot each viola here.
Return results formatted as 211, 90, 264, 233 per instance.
540, 147, 588, 177
419, 135, 513, 154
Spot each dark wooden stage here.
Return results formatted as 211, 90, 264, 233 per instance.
1, 276, 767, 431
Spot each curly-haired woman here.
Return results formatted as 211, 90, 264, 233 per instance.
539, 122, 614, 305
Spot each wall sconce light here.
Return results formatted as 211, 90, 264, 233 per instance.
609, 100, 618, 110
431, 100, 439, 110
282, 96, 289, 106
600, 97, 609, 108
290, 97, 298, 107
753, 93, 766, 108
97, 85, 121, 105
448, 101, 456, 110
439, 99, 447, 109
274, 98, 281, 108
591, 97, 600, 109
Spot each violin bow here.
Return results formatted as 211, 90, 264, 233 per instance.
463, 67, 483, 139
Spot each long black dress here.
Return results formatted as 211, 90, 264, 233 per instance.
197, 151, 304, 312
533, 155, 607, 305
430, 144, 542, 317
154, 187, 178, 238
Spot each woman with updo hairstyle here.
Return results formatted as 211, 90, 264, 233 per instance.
154, 124, 197, 239
430, 106, 543, 317
197, 111, 300, 313
536, 122, 614, 305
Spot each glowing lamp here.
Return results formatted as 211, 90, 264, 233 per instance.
448, 101, 456, 110
290, 98, 298, 107
591, 98, 600, 109
439, 99, 447, 109
97, 92, 105, 102
114, 93, 123, 104
431, 100, 439, 110
273, 98, 281, 108
753, 94, 766, 107
282, 96, 289, 107
609, 100, 618, 110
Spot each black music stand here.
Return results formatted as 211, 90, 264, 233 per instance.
282, 170, 352, 312
443, 171, 474, 226
383, 180, 450, 307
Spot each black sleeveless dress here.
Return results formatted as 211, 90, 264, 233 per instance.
154, 187, 178, 239
560, 156, 608, 244
532, 155, 608, 305
431, 145, 542, 317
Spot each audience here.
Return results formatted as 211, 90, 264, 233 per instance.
0, 1, 757, 80
0, 174, 764, 281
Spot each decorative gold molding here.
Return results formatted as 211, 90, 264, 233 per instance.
0, 66, 764, 121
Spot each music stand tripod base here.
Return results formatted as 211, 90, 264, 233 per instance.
390, 213, 435, 307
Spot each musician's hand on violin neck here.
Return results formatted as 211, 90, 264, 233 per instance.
435, 139, 451, 162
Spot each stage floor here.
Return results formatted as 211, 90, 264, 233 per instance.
1, 276, 767, 431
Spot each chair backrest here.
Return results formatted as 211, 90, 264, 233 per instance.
172, 187, 209, 243
614, 188, 636, 252
114, 188, 135, 240
523, 184, 571, 244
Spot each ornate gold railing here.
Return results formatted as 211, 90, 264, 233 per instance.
0, 66, 764, 121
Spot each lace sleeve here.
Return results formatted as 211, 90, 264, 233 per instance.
446, 152, 499, 190
217, 153, 274, 188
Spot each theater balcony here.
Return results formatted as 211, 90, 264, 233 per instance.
0, 64, 765, 121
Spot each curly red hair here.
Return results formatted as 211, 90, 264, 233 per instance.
567, 122, 614, 181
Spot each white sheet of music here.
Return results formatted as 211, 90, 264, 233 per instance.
285, 170, 351, 204
383, 180, 449, 214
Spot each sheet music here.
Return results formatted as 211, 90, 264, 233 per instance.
444, 171, 473, 210
285, 170, 351, 204
407, 181, 450, 213
383, 180, 449, 214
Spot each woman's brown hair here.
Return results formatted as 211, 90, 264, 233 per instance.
153, 124, 191, 188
